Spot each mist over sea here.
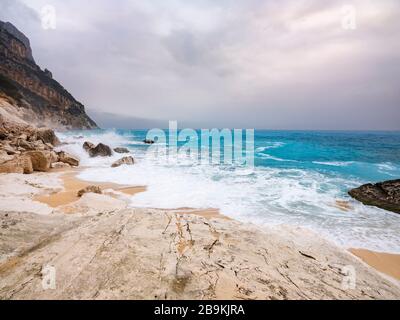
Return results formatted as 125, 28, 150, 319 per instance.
57, 129, 400, 253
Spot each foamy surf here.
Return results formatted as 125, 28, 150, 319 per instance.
60, 129, 400, 254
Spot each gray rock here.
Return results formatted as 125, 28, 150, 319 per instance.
83, 141, 95, 152
348, 179, 400, 214
88, 143, 112, 157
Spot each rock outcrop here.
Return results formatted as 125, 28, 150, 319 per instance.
0, 21, 97, 129
348, 179, 400, 214
111, 156, 134, 168
84, 142, 112, 157
0, 115, 78, 174
57, 151, 79, 167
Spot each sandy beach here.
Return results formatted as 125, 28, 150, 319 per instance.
1, 169, 400, 299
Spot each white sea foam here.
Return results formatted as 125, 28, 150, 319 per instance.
69, 131, 400, 254
312, 161, 354, 167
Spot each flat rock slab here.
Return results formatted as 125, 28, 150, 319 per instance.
1, 208, 400, 300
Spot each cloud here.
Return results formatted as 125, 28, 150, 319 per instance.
1, 0, 399, 129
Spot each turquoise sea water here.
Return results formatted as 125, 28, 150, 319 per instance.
58, 130, 400, 252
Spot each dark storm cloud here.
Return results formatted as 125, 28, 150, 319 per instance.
1, 0, 399, 129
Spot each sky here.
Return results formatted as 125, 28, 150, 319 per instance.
0, 0, 399, 130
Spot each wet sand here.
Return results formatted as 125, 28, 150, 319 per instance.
349, 248, 400, 281
34, 168, 146, 208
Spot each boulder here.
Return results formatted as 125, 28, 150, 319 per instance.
0, 150, 14, 164
2, 143, 18, 155
57, 151, 79, 167
32, 140, 46, 150
16, 138, 35, 150
0, 155, 33, 174
83, 141, 95, 152
111, 156, 135, 168
45, 151, 59, 164
114, 147, 130, 154
143, 139, 155, 144
348, 179, 400, 214
77, 185, 102, 197
51, 162, 71, 169
36, 128, 60, 146
25, 150, 50, 172
88, 143, 112, 157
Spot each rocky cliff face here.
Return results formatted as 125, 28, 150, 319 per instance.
0, 21, 97, 129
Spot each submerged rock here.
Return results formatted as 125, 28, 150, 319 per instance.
77, 185, 102, 197
83, 141, 95, 152
114, 147, 130, 154
111, 156, 134, 168
143, 139, 155, 144
348, 179, 400, 214
83, 141, 112, 157
88, 143, 112, 157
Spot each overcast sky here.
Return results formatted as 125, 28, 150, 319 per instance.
1, 0, 399, 129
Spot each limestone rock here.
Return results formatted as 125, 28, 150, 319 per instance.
24, 150, 50, 172
77, 185, 102, 197
36, 128, 60, 146
111, 156, 135, 168
57, 151, 79, 167
0, 150, 14, 164
0, 155, 33, 174
51, 162, 71, 169
0, 21, 98, 129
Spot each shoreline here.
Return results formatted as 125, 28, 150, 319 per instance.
34, 168, 400, 281
1, 169, 400, 299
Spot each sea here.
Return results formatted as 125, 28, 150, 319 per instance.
57, 129, 400, 253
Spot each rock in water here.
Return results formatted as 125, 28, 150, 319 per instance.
143, 139, 155, 144
114, 147, 129, 154
77, 185, 102, 197
111, 156, 134, 168
83, 141, 95, 152
348, 179, 400, 214
88, 143, 112, 157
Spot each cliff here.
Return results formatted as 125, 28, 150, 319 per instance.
0, 21, 97, 129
